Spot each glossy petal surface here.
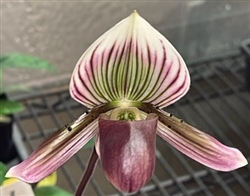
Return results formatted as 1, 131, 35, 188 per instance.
6, 114, 99, 183
97, 113, 158, 192
157, 113, 247, 171
137, 103, 248, 171
157, 122, 248, 171
70, 11, 190, 108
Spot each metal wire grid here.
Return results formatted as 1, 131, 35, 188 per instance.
12, 51, 250, 196
241, 38, 250, 91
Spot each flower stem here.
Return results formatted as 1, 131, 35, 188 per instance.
75, 148, 99, 196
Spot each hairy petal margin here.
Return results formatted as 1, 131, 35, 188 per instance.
6, 105, 113, 183
138, 103, 248, 171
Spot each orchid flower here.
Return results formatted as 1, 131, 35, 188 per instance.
6, 11, 247, 195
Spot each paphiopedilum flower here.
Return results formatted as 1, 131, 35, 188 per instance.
6, 11, 247, 195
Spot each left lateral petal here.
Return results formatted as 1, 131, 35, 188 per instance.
98, 113, 158, 193
6, 114, 98, 183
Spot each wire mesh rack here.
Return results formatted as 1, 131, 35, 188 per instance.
11, 49, 250, 196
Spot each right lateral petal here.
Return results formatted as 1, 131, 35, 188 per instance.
156, 112, 248, 172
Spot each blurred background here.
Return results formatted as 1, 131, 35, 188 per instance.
1, 1, 250, 196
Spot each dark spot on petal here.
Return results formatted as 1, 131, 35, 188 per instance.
167, 125, 171, 128
180, 119, 184, 123
65, 124, 72, 132
170, 113, 173, 117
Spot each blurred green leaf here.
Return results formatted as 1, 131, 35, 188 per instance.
34, 186, 73, 196
0, 53, 55, 71
83, 138, 95, 149
0, 99, 24, 115
0, 162, 8, 186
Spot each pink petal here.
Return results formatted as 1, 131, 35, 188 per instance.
70, 11, 190, 108
138, 103, 248, 171
157, 116, 248, 171
157, 123, 248, 171
6, 113, 99, 183
97, 113, 158, 192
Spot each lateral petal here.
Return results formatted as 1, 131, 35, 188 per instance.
97, 113, 158, 192
138, 103, 248, 171
157, 114, 248, 171
5, 104, 112, 183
